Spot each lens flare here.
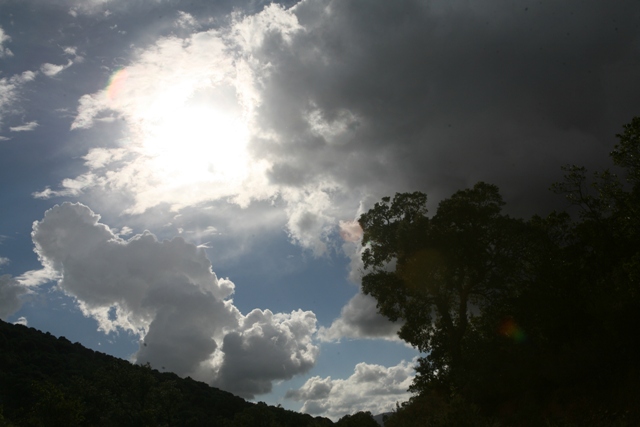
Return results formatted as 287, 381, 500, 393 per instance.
499, 317, 526, 343
107, 68, 128, 102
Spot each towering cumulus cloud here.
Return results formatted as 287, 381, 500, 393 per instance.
212, 308, 318, 397
31, 202, 318, 398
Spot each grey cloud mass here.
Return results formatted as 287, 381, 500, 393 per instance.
248, 0, 640, 214
42, 0, 640, 254
318, 292, 401, 342
0, 275, 30, 320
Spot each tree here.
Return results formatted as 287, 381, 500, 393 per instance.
547, 118, 640, 383
359, 183, 528, 391
358, 118, 640, 424
335, 411, 379, 427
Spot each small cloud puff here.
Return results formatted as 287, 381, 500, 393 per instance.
118, 226, 133, 236
13, 316, 28, 326
40, 60, 73, 77
176, 11, 197, 28
286, 359, 415, 421
9, 121, 38, 132
318, 292, 402, 342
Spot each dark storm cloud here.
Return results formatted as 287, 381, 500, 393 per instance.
247, 0, 640, 215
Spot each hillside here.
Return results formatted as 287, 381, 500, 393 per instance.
0, 319, 334, 427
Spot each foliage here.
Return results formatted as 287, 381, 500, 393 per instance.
335, 411, 379, 427
360, 182, 530, 392
0, 320, 330, 427
359, 118, 640, 426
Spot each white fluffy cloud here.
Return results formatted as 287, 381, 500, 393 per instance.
212, 308, 318, 398
286, 359, 415, 420
30, 202, 319, 397
40, 61, 73, 77
13, 316, 28, 326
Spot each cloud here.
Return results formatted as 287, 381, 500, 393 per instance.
62, 46, 84, 63
16, 265, 59, 287
63, 46, 78, 56
65, 0, 112, 16
13, 316, 28, 326
41, 4, 333, 253
118, 226, 133, 236
339, 220, 363, 243
42, 0, 640, 257
32, 202, 239, 371
286, 359, 415, 420
0, 275, 31, 320
211, 308, 319, 398
29, 202, 319, 395
0, 257, 9, 267
318, 292, 401, 342
32, 175, 97, 199
59, 29, 277, 215
40, 60, 73, 77
239, 0, 640, 217
0, 27, 13, 58
39, 46, 83, 77
0, 71, 37, 128
176, 11, 198, 29
9, 121, 39, 132
284, 188, 335, 256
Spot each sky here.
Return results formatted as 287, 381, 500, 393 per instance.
0, 0, 639, 420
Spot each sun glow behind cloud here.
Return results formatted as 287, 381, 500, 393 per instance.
48, 5, 351, 251
139, 106, 250, 188
58, 29, 279, 213
101, 58, 252, 194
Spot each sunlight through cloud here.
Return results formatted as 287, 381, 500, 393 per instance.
140, 106, 249, 188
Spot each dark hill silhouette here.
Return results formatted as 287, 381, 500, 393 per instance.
0, 319, 333, 427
